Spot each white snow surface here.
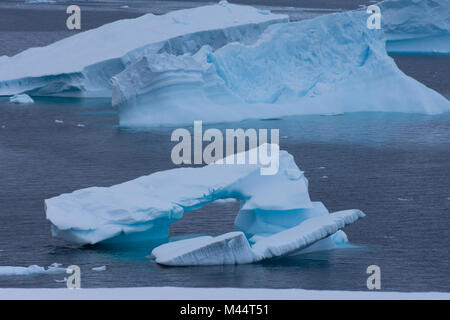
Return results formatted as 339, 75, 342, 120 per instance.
0, 287, 448, 300
0, 2, 287, 97
114, 9, 450, 126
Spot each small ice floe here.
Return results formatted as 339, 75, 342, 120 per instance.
1, 125, 5, 129
120, 5, 129, 9
9, 94, 34, 104
76, 123, 85, 128
0, 264, 66, 276
92, 266, 107, 271
397, 197, 413, 201
54, 119, 64, 124
321, 176, 328, 179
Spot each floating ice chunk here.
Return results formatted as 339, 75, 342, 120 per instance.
152, 232, 258, 266
77, 124, 85, 127
46, 144, 365, 259
114, 10, 450, 126
0, 265, 66, 276
54, 120, 64, 124
120, 5, 129, 9
0, 3, 287, 97
9, 94, 34, 104
92, 266, 107, 271
151, 210, 365, 266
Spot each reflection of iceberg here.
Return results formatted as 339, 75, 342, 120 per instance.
0, 2, 287, 97
380, 0, 450, 54
46, 145, 365, 265
113, 10, 450, 126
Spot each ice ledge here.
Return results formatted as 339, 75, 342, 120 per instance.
0, 287, 447, 300
152, 210, 365, 266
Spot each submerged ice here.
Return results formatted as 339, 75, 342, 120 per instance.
46, 145, 365, 265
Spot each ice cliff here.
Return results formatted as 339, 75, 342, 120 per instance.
113, 9, 450, 126
380, 0, 450, 54
0, 2, 287, 97
45, 145, 365, 265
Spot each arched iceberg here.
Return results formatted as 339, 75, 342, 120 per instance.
45, 145, 365, 265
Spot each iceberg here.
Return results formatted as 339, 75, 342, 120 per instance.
46, 144, 365, 265
0, 264, 66, 276
9, 94, 34, 104
0, 2, 287, 97
113, 10, 450, 126
380, 0, 450, 54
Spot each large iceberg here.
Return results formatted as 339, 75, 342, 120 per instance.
113, 9, 450, 126
380, 0, 450, 54
46, 145, 365, 265
0, 2, 287, 97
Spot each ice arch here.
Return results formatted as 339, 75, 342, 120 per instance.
45, 145, 365, 265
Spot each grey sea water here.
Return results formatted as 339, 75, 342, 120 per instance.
0, 1, 449, 291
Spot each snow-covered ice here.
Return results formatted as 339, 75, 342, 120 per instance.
0, 2, 287, 97
0, 264, 66, 276
46, 144, 365, 265
0, 286, 448, 300
114, 9, 450, 126
381, 0, 450, 54
9, 94, 34, 104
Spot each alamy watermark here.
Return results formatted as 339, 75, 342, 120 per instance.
171, 121, 280, 175
66, 265, 81, 289
366, 5, 381, 30
366, 265, 381, 290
